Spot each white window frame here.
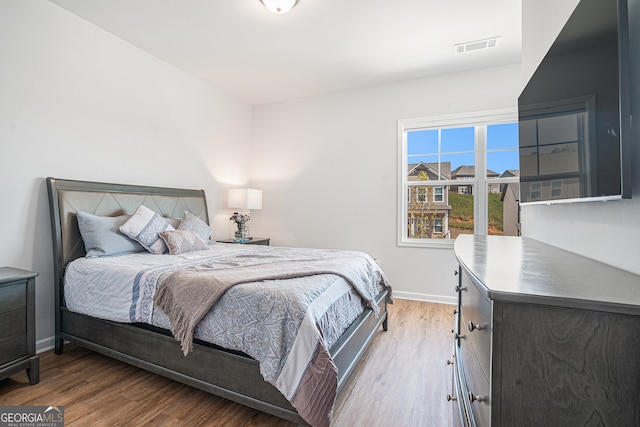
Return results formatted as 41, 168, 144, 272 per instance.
434, 218, 443, 233
530, 182, 542, 200
551, 180, 563, 197
433, 186, 444, 203
398, 108, 519, 248
416, 186, 427, 203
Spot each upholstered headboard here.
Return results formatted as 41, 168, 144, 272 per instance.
46, 177, 209, 295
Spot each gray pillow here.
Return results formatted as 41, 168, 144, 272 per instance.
77, 211, 145, 258
177, 211, 211, 242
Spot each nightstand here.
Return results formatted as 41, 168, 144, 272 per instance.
217, 237, 270, 246
0, 267, 39, 384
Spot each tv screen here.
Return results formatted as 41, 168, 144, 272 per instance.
518, 0, 631, 204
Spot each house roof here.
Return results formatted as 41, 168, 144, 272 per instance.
500, 169, 520, 178
451, 165, 499, 178
408, 162, 451, 180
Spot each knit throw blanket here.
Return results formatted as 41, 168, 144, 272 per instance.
154, 256, 381, 356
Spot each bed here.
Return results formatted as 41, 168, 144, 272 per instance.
46, 177, 390, 426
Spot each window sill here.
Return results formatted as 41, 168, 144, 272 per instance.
397, 239, 455, 249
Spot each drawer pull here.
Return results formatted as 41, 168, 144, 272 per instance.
453, 332, 465, 340
453, 270, 459, 276
455, 285, 467, 293
468, 321, 483, 332
447, 359, 454, 366
468, 391, 483, 403
447, 394, 456, 401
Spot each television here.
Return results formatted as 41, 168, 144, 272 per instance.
518, 0, 631, 205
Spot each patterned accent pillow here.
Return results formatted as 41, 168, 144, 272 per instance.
177, 211, 211, 242
119, 205, 174, 254
159, 230, 209, 255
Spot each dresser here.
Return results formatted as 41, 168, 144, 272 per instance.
450, 235, 640, 426
0, 267, 39, 384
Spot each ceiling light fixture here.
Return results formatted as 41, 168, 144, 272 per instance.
260, 0, 299, 14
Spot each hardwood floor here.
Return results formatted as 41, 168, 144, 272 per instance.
0, 300, 455, 426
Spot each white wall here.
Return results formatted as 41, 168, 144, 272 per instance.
520, 0, 580, 87
0, 1, 253, 351
520, 0, 640, 275
251, 65, 522, 303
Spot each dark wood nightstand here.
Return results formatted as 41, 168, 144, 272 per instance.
0, 267, 39, 384
217, 237, 270, 246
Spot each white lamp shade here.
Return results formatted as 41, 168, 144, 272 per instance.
260, 0, 298, 14
228, 188, 262, 210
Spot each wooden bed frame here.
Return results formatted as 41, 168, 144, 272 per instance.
46, 177, 388, 425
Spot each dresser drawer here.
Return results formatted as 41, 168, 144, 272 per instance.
460, 272, 492, 380
460, 339, 490, 427
0, 283, 26, 313
453, 344, 470, 427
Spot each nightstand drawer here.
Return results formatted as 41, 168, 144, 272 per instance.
460, 272, 492, 380
0, 267, 38, 384
0, 283, 26, 313
0, 333, 27, 366
0, 308, 26, 337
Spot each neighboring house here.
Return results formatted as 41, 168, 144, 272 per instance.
499, 169, 520, 195
407, 162, 452, 238
451, 165, 500, 194
501, 181, 521, 236
500, 169, 519, 179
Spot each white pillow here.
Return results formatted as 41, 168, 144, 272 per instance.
119, 205, 174, 254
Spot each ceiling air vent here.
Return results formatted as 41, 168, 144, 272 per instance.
454, 36, 500, 55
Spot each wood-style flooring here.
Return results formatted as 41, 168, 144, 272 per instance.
0, 300, 455, 426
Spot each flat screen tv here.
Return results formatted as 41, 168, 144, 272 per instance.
518, 0, 631, 205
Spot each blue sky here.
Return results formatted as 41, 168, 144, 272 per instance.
407, 122, 519, 174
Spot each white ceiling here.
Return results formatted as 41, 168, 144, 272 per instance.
50, 0, 522, 106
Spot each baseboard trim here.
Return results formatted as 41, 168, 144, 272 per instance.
36, 336, 55, 354
393, 291, 456, 306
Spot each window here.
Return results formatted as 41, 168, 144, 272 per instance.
433, 186, 444, 202
398, 109, 520, 247
434, 218, 443, 233
531, 182, 541, 200
417, 186, 427, 203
